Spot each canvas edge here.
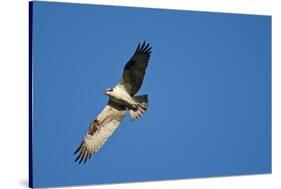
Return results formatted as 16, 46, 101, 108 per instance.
28, 1, 33, 188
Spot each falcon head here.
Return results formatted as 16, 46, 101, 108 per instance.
104, 88, 114, 96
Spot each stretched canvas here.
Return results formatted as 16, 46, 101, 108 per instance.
29, 1, 271, 188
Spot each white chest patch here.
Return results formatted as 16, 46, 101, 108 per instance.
112, 86, 133, 105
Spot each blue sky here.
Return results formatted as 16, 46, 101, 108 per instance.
31, 1, 271, 188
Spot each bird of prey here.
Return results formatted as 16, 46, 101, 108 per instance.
74, 41, 152, 164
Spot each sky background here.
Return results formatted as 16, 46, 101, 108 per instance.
31, 1, 271, 188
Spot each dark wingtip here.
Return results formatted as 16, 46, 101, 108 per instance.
139, 41, 146, 52
74, 154, 81, 162
135, 41, 152, 54
74, 143, 86, 163
78, 150, 85, 164
134, 43, 141, 54
73, 142, 82, 155
142, 42, 150, 52
75, 148, 92, 164
83, 151, 89, 164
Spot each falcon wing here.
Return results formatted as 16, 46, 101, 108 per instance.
119, 41, 152, 96
74, 100, 126, 164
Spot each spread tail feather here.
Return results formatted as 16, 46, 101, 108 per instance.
129, 95, 148, 121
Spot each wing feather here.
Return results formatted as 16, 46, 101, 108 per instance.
119, 41, 152, 95
74, 100, 126, 164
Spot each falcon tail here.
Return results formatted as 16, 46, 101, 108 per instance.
129, 95, 148, 121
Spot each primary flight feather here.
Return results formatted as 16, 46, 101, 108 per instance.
74, 41, 152, 164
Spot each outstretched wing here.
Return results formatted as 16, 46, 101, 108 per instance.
119, 41, 152, 96
74, 100, 126, 164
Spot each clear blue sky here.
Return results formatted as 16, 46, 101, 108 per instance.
31, 1, 271, 188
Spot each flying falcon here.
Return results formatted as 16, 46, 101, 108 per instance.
74, 41, 152, 164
